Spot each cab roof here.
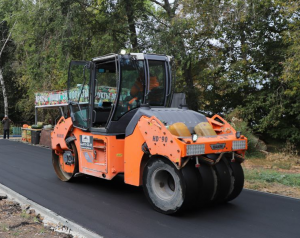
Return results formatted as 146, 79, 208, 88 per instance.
92, 53, 172, 62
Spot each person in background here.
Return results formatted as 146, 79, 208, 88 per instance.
2, 115, 12, 139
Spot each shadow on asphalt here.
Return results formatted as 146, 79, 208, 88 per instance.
68, 173, 244, 219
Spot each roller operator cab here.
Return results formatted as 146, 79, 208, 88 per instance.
51, 53, 248, 214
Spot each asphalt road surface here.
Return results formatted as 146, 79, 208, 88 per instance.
0, 139, 299, 238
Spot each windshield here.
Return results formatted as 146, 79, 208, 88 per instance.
93, 60, 118, 127
113, 56, 145, 120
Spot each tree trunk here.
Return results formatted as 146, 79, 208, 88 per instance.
0, 21, 15, 117
183, 59, 199, 111
124, 0, 139, 51
0, 67, 8, 116
151, 0, 198, 110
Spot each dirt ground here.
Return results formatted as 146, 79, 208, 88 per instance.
0, 197, 73, 238
244, 180, 300, 198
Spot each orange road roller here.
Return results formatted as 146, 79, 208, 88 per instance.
51, 53, 247, 214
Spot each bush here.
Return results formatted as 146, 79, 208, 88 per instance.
227, 110, 266, 157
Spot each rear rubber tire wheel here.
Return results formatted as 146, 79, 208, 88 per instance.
143, 158, 186, 214
197, 164, 217, 204
52, 142, 79, 182
225, 161, 244, 202
213, 158, 234, 203
181, 161, 201, 210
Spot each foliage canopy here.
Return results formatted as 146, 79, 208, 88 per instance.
0, 0, 300, 142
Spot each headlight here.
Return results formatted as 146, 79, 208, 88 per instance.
232, 140, 246, 150
186, 144, 205, 156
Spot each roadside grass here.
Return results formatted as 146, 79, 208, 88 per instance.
20, 210, 30, 219
13, 230, 21, 236
244, 168, 300, 188
272, 162, 292, 170
39, 227, 46, 234
1, 223, 9, 231
243, 141, 300, 198
245, 150, 266, 159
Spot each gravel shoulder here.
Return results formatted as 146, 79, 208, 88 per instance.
0, 195, 72, 238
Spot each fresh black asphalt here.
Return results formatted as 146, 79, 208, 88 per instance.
0, 139, 299, 238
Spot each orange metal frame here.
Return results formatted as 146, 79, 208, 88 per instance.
52, 114, 247, 186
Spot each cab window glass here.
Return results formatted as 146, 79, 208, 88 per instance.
113, 57, 144, 120
146, 60, 166, 106
95, 61, 117, 107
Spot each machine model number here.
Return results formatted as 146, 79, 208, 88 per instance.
210, 143, 226, 150
57, 134, 64, 138
153, 136, 168, 142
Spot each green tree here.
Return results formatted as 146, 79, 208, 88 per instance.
275, 1, 300, 141
0, 0, 298, 143
0, 0, 20, 120
211, 0, 300, 142
143, 0, 224, 110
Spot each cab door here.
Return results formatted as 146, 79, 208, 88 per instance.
67, 61, 92, 130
